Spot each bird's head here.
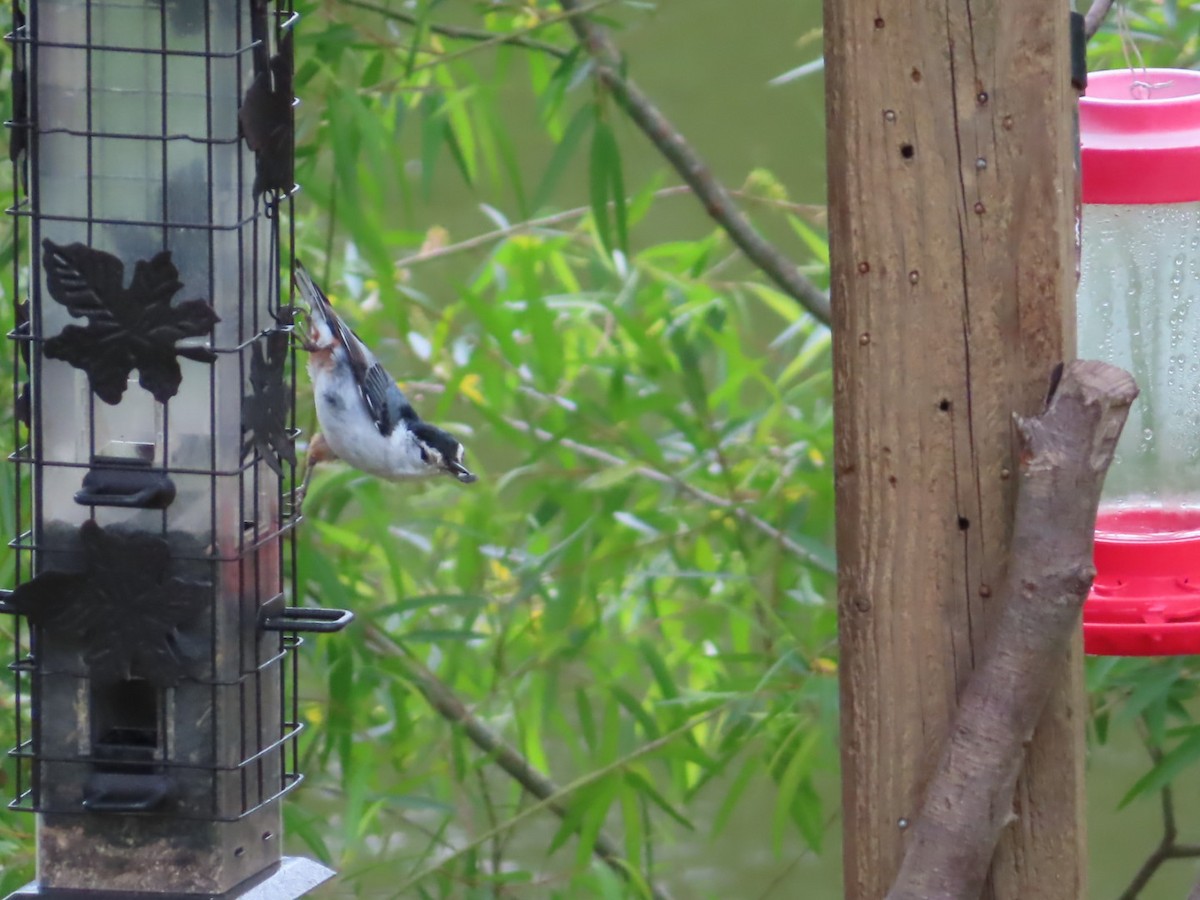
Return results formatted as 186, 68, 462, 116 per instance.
411, 422, 477, 484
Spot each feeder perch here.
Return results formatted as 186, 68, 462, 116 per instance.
1079, 69, 1200, 655
1, 1, 351, 896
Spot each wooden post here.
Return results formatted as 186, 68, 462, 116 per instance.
825, 0, 1084, 897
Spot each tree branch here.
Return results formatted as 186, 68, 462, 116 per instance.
1084, 0, 1118, 40
885, 360, 1138, 900
504, 417, 835, 574
1117, 787, 1200, 900
365, 626, 676, 900
341, 0, 570, 59
1118, 731, 1200, 900
556, 0, 831, 325
394, 185, 824, 269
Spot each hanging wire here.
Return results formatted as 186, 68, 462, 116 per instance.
1117, 1, 1173, 98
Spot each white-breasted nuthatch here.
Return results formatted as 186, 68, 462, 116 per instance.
293, 262, 476, 503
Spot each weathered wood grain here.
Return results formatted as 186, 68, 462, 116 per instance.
825, 0, 1085, 895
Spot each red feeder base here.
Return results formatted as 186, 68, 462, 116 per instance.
1084, 507, 1200, 656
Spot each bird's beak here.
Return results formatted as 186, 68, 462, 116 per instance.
447, 461, 477, 484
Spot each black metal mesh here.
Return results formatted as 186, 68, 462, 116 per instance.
2, 0, 317, 825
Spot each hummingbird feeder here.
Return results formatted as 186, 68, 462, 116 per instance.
1079, 68, 1200, 655
1, 1, 350, 896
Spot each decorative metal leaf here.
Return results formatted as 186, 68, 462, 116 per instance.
242, 329, 295, 477
9, 520, 210, 687
9, 2, 28, 192
41, 239, 220, 405
13, 295, 30, 428
239, 27, 294, 196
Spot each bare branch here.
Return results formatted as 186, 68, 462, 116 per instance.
886, 360, 1138, 900
367, 0, 621, 82
556, 0, 831, 325
1118, 732, 1200, 900
389, 381, 835, 574
1084, 0, 1118, 40
395, 185, 824, 270
506, 418, 836, 574
340, 0, 570, 59
366, 626, 677, 900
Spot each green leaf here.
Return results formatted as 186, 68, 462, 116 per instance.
575, 776, 621, 868
771, 729, 822, 853
576, 687, 598, 751
532, 103, 594, 214
624, 768, 696, 831
611, 686, 661, 739
1114, 661, 1186, 726
589, 118, 624, 256
712, 753, 760, 836
788, 215, 830, 266
1119, 725, 1200, 808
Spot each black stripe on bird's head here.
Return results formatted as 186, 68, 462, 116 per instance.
411, 422, 476, 484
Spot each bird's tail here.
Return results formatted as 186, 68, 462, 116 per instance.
294, 261, 342, 351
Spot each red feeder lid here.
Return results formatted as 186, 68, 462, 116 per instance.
1085, 621, 1200, 656
1081, 69, 1200, 205
1084, 508, 1200, 656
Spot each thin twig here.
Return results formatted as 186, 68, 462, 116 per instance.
366, 626, 678, 900
507, 418, 835, 574
394, 185, 824, 269
369, 0, 620, 85
1117, 727, 1200, 900
556, 0, 830, 324
396, 377, 832, 574
1084, 0, 1118, 40
341, 0, 570, 59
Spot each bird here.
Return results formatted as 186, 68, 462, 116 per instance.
293, 262, 476, 507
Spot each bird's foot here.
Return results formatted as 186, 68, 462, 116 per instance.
291, 433, 338, 517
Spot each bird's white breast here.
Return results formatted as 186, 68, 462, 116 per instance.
309, 355, 431, 480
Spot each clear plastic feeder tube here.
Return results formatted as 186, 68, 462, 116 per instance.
1079, 201, 1200, 535
1079, 68, 1200, 655
1079, 68, 1200, 538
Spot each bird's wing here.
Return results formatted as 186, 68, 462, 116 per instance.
295, 261, 350, 350
295, 261, 420, 437
360, 362, 419, 438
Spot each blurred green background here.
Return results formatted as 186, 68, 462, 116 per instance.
3, 1, 1200, 898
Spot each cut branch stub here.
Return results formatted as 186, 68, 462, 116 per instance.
885, 359, 1137, 900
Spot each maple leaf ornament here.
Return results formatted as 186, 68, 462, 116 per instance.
42, 239, 220, 405
10, 520, 210, 687
242, 329, 296, 477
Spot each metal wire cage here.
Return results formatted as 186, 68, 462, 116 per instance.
1, 0, 348, 894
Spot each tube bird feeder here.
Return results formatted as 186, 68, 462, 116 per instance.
1080, 68, 1200, 656
1, 1, 350, 895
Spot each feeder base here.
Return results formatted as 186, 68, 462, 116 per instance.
3, 857, 335, 900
